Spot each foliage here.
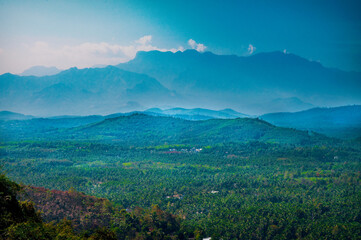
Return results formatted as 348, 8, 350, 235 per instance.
1, 140, 361, 239
0, 114, 335, 146
1, 114, 360, 239
0, 169, 192, 239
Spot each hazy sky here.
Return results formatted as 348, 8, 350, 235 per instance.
0, 0, 360, 74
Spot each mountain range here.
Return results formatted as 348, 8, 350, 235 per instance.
261, 105, 361, 139
0, 107, 247, 121
117, 50, 361, 113
0, 112, 332, 146
144, 107, 248, 120
0, 66, 179, 115
0, 110, 34, 120
1, 50, 360, 116
1, 104, 360, 139
20, 66, 62, 77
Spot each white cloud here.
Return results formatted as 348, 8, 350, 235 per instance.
188, 39, 197, 49
0, 35, 186, 74
196, 43, 206, 52
187, 39, 207, 52
247, 44, 256, 54
135, 35, 152, 45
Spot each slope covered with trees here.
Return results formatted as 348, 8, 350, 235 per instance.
1, 140, 361, 239
1, 112, 360, 239
0, 113, 333, 146
1, 170, 196, 239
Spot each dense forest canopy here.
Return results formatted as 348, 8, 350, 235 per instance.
1, 135, 361, 239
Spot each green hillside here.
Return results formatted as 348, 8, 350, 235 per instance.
0, 171, 193, 239
1, 114, 333, 145
71, 114, 332, 145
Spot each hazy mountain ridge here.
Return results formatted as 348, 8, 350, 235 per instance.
265, 97, 315, 113
0, 106, 247, 121
117, 50, 361, 113
145, 107, 248, 119
1, 50, 360, 116
2, 105, 360, 139
0, 111, 34, 120
260, 105, 361, 139
0, 66, 179, 116
20, 66, 62, 77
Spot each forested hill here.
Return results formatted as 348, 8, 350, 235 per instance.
1, 113, 333, 145
0, 171, 194, 239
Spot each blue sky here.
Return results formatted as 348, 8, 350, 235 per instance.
0, 0, 360, 74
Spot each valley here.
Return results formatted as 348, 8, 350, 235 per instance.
1, 112, 361, 239
1, 1, 361, 239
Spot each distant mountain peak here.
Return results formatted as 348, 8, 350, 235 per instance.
260, 105, 361, 139
0, 65, 177, 116
134, 49, 211, 60
117, 49, 360, 115
249, 50, 322, 66
20, 66, 61, 77
0, 111, 34, 120
144, 107, 248, 120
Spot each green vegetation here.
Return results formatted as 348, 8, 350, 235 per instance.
0, 114, 334, 146
1, 140, 361, 239
1, 114, 360, 239
0, 170, 194, 239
